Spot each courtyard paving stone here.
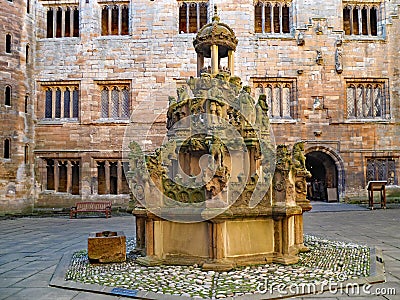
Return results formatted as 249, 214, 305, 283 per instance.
0, 204, 398, 299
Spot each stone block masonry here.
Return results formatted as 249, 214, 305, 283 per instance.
0, 0, 399, 213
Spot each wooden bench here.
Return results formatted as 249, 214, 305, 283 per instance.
70, 201, 112, 219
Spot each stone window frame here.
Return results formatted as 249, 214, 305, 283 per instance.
96, 80, 131, 121
342, 1, 383, 39
252, 77, 298, 120
366, 157, 397, 185
44, 4, 80, 38
25, 44, 30, 64
99, 0, 130, 36
254, 0, 293, 36
4, 85, 12, 106
24, 144, 29, 164
95, 159, 130, 195
39, 81, 80, 122
5, 34, 12, 54
178, 0, 209, 34
44, 158, 81, 194
25, 94, 29, 114
345, 78, 390, 120
3, 139, 11, 159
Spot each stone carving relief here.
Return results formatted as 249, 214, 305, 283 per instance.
335, 47, 343, 74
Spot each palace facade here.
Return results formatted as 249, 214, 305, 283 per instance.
1, 0, 399, 214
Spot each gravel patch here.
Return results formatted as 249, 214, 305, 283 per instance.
65, 235, 370, 299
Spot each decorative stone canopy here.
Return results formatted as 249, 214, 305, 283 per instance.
193, 6, 238, 76
193, 7, 238, 58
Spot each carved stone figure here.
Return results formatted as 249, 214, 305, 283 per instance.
194, 73, 212, 94
166, 96, 177, 129
238, 86, 256, 125
187, 76, 196, 91
208, 136, 224, 169
316, 50, 323, 65
161, 140, 177, 167
335, 47, 343, 74
209, 101, 217, 124
229, 76, 242, 94
297, 32, 305, 46
190, 97, 205, 114
256, 94, 270, 130
207, 79, 224, 101
292, 142, 307, 172
313, 97, 323, 110
177, 86, 190, 102
189, 138, 206, 152
276, 144, 292, 172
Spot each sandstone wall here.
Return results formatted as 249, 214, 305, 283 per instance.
1, 0, 399, 212
0, 0, 35, 214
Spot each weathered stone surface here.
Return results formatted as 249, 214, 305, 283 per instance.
1, 0, 399, 214
88, 231, 126, 263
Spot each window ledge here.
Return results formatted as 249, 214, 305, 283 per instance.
344, 35, 386, 42
94, 119, 130, 124
96, 35, 131, 40
41, 190, 80, 196
94, 193, 130, 196
270, 118, 297, 124
38, 119, 79, 125
37, 37, 80, 42
343, 118, 391, 124
254, 33, 295, 40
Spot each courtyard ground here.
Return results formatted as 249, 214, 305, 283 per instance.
0, 203, 398, 300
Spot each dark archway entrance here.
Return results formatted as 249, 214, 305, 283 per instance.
306, 151, 338, 202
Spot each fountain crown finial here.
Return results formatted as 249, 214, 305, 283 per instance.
212, 5, 220, 22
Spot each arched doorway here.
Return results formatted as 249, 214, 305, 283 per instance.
306, 151, 339, 202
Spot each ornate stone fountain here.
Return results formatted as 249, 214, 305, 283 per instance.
127, 8, 311, 271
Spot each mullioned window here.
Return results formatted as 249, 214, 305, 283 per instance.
178, 1, 208, 33
343, 2, 380, 36
98, 82, 130, 120
366, 158, 396, 184
100, 2, 129, 35
42, 83, 79, 120
253, 78, 297, 119
346, 79, 389, 119
254, 0, 291, 34
46, 6, 79, 38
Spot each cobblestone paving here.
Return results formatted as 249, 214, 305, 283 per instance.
0, 205, 399, 299
65, 235, 371, 299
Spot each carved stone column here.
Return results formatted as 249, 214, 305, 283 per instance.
228, 50, 234, 75
211, 45, 219, 74
67, 160, 72, 194
145, 218, 154, 257
54, 159, 59, 192
197, 53, 204, 77
117, 161, 122, 194
105, 161, 110, 194
291, 141, 312, 252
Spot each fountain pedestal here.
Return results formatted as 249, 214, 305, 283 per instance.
127, 7, 311, 271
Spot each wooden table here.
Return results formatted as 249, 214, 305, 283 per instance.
367, 181, 387, 210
